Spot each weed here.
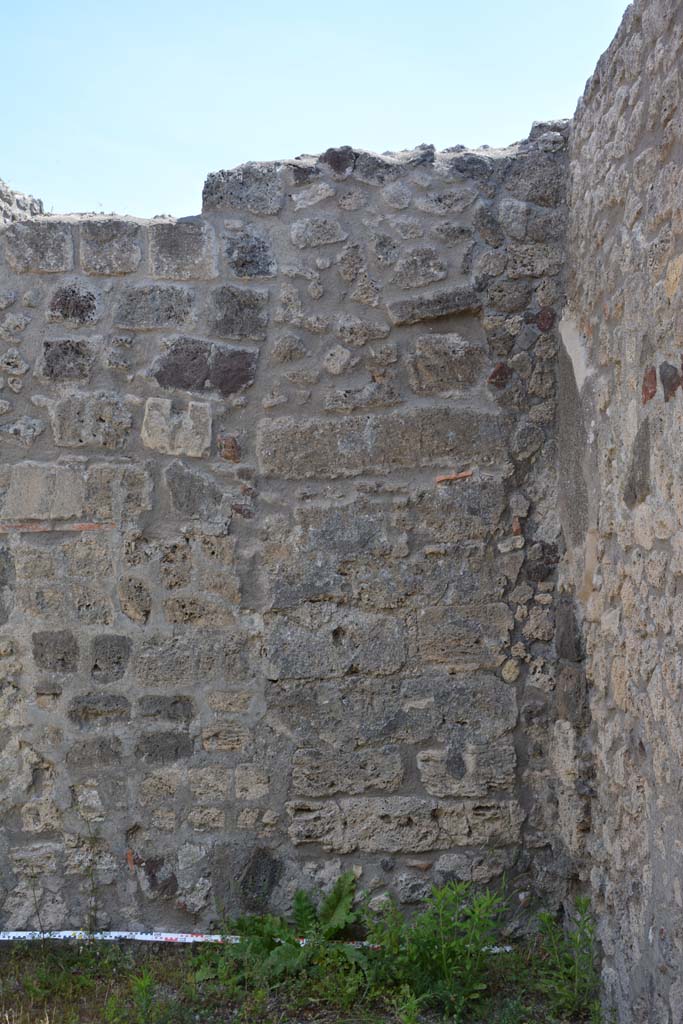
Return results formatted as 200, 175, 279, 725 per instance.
535, 896, 600, 1021
367, 880, 505, 1019
130, 969, 155, 1022
0, 879, 605, 1023
390, 983, 424, 1024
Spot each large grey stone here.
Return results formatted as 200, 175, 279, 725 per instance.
149, 219, 217, 279
33, 630, 79, 672
80, 219, 143, 274
47, 283, 98, 324
46, 392, 132, 450
114, 285, 194, 329
90, 635, 131, 683
266, 605, 405, 680
387, 286, 481, 324
209, 285, 268, 341
225, 229, 276, 277
407, 334, 487, 392
40, 339, 94, 381
4, 220, 73, 273
203, 163, 284, 214
257, 406, 506, 478
290, 217, 348, 248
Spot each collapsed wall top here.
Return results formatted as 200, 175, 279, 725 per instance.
202, 122, 571, 218
0, 180, 43, 226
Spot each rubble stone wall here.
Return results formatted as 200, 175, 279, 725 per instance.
565, 1, 683, 1020
0, 129, 571, 931
0, 179, 42, 227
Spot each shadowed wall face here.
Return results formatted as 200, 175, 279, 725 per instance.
566, 1, 683, 1020
0, 130, 571, 932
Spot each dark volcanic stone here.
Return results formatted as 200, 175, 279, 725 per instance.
555, 597, 583, 662
660, 361, 681, 402
0, 547, 14, 588
66, 736, 122, 767
353, 151, 401, 184
225, 231, 276, 278
33, 630, 79, 672
48, 284, 97, 324
42, 339, 94, 381
135, 731, 193, 764
209, 346, 258, 396
526, 542, 559, 582
623, 419, 651, 509
91, 634, 131, 682
474, 205, 504, 247
210, 285, 268, 341
445, 747, 467, 779
68, 693, 131, 725
155, 338, 258, 397
154, 338, 211, 391
449, 152, 494, 181
290, 163, 320, 185
165, 461, 223, 518
238, 847, 283, 912
141, 857, 178, 898
318, 146, 356, 176
139, 695, 195, 721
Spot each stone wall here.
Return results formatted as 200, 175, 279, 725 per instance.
0, 128, 571, 931
0, 179, 42, 227
565, 1, 683, 1020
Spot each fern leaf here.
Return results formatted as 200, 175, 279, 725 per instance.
318, 871, 357, 939
293, 889, 318, 937
266, 942, 308, 978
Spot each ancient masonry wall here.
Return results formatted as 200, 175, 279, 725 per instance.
565, 1, 683, 1021
0, 131, 571, 931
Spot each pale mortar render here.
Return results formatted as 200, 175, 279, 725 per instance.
2, 1, 683, 1017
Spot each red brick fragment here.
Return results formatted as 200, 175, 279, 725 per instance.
436, 470, 473, 484
488, 363, 513, 388
536, 307, 556, 332
0, 520, 114, 534
642, 366, 657, 405
217, 433, 241, 462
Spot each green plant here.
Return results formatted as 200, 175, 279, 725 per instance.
535, 896, 600, 1021
485, 995, 534, 1024
390, 983, 424, 1024
130, 969, 155, 1023
103, 994, 126, 1024
367, 881, 505, 1019
293, 869, 358, 939
193, 869, 368, 1013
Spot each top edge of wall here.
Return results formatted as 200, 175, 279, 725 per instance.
0, 179, 44, 226
576, 0, 679, 116
1, 120, 571, 226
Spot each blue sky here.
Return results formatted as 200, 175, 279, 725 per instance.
3, 0, 629, 218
